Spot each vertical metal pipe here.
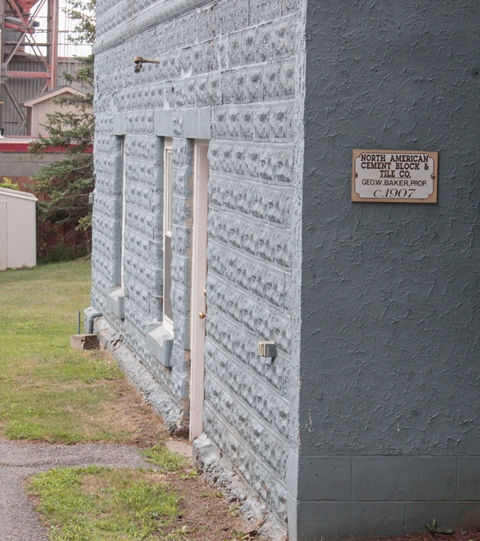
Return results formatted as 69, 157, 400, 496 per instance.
0, 0, 5, 132
77, 310, 81, 335
47, 0, 59, 89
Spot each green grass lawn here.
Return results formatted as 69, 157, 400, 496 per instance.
1, 261, 248, 541
0, 259, 133, 443
28, 467, 181, 541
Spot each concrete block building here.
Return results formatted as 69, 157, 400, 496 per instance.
90, 1, 480, 539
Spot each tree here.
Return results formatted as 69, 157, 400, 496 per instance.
29, 1, 95, 258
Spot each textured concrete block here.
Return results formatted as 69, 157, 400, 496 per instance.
405, 503, 480, 534
278, 60, 295, 97
206, 315, 285, 391
206, 272, 292, 354
297, 456, 352, 501
255, 22, 273, 63
297, 501, 405, 540
217, 0, 248, 34
208, 241, 287, 308
458, 457, 480, 500
178, 78, 196, 108
93, 0, 301, 535
249, 0, 277, 27
240, 28, 257, 66
171, 225, 191, 257
352, 457, 457, 501
204, 339, 288, 434
272, 17, 295, 60
196, 5, 215, 42
202, 403, 288, 520
245, 67, 264, 102
170, 253, 189, 287
263, 62, 281, 100
222, 69, 247, 104
209, 140, 294, 183
281, 0, 298, 16
227, 32, 243, 68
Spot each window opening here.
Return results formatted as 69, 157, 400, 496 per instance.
120, 137, 126, 288
163, 138, 173, 331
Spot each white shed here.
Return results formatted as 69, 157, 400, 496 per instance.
0, 187, 37, 270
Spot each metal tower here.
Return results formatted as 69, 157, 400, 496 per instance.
0, 0, 59, 135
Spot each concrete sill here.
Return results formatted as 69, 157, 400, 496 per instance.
107, 287, 125, 320
146, 324, 174, 368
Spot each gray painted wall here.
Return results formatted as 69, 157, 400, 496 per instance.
295, 1, 480, 538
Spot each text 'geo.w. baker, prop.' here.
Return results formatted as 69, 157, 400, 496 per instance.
352, 149, 438, 203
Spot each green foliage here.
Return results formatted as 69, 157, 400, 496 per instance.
425, 518, 454, 535
142, 446, 189, 472
30, 0, 95, 258
32, 153, 93, 227
65, 0, 96, 45
178, 469, 198, 480
37, 243, 89, 264
28, 466, 180, 541
0, 177, 20, 190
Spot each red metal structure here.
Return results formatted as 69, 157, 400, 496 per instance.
0, 0, 58, 134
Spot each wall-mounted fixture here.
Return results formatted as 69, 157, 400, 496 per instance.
258, 341, 277, 358
134, 56, 160, 73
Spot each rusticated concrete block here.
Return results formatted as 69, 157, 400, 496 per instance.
202, 403, 289, 522
92, 0, 301, 537
208, 240, 287, 308
205, 334, 287, 392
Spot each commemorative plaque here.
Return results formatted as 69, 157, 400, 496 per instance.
352, 149, 438, 203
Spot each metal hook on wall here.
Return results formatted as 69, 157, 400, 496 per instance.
134, 56, 160, 73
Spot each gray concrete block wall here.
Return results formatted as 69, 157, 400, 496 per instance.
293, 0, 480, 538
92, 0, 305, 528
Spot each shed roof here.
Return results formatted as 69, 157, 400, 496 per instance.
23, 86, 86, 107
0, 187, 38, 202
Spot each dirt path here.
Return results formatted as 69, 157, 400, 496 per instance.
0, 438, 153, 541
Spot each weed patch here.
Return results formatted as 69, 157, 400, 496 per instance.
28, 466, 180, 540
142, 445, 189, 472
28, 463, 257, 541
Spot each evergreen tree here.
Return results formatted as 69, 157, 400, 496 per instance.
29, 1, 95, 257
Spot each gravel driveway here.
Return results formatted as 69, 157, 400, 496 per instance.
0, 437, 154, 541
